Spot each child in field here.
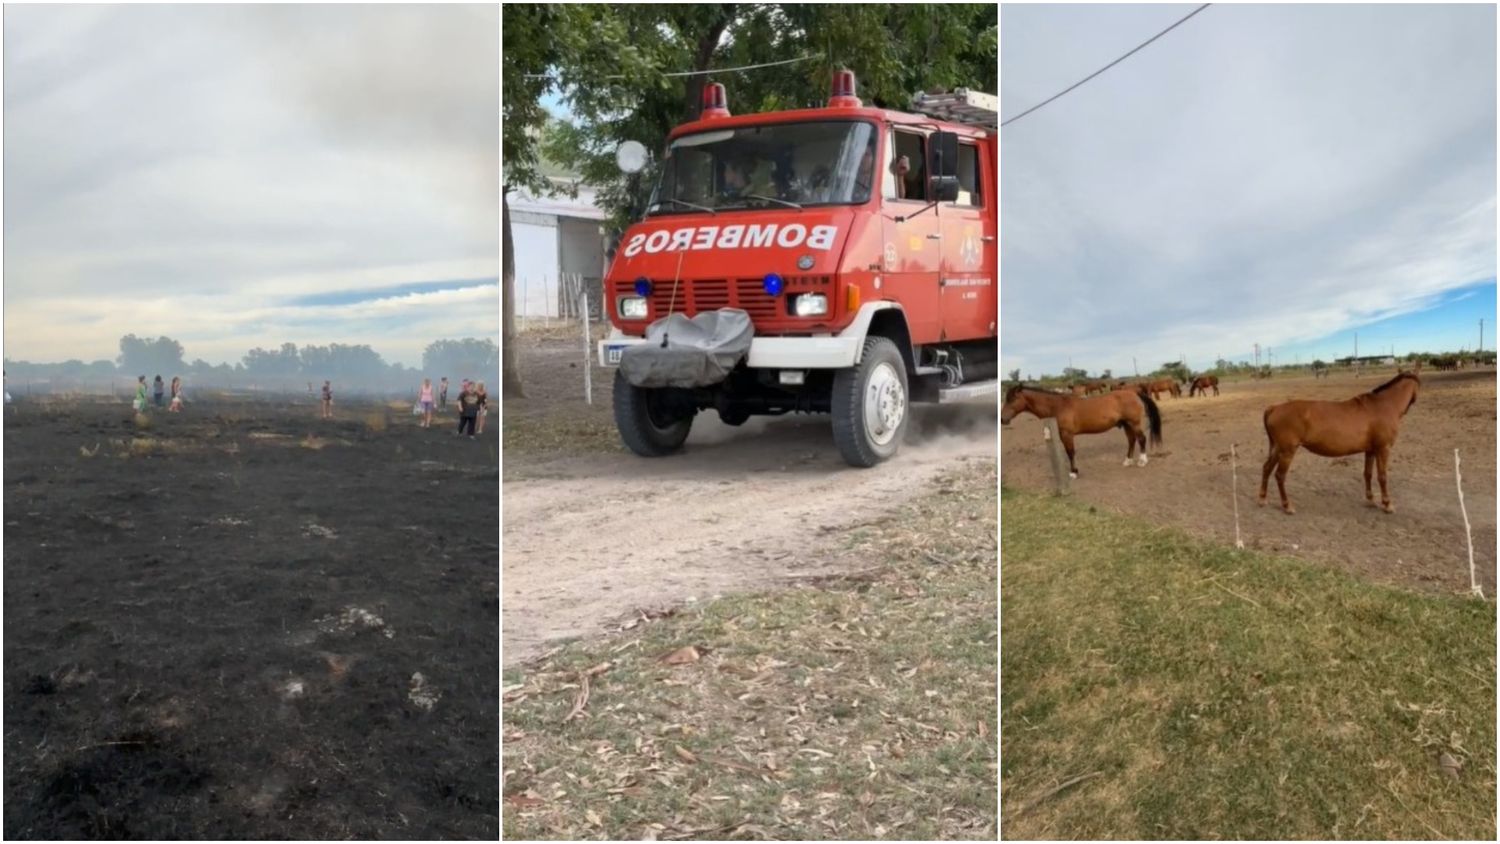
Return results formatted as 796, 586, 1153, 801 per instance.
169, 376, 183, 412
439, 376, 449, 411
321, 380, 333, 419
474, 382, 489, 434
134, 376, 148, 412
418, 378, 435, 428
153, 375, 165, 407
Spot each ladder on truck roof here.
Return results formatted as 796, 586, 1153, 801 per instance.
909, 89, 998, 132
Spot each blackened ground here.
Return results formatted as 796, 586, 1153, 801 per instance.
4, 397, 498, 839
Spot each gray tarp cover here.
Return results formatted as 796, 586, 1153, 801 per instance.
618, 309, 753, 388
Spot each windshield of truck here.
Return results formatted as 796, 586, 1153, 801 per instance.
647, 120, 878, 214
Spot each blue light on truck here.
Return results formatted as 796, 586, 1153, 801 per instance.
634, 277, 653, 296
763, 273, 785, 296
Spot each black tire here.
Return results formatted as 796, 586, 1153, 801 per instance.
613, 371, 693, 456
831, 336, 909, 467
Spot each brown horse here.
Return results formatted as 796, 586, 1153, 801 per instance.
1002, 385, 1163, 478
1258, 372, 1419, 514
1189, 374, 1219, 396
1143, 377, 1180, 399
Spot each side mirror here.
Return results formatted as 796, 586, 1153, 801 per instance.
931, 175, 960, 203
931, 131, 959, 178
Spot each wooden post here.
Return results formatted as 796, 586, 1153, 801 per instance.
1042, 418, 1070, 495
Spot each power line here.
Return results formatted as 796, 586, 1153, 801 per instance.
524, 54, 819, 82
1000, 4, 1212, 128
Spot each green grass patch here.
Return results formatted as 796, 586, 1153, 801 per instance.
503, 460, 998, 840
1001, 488, 1496, 840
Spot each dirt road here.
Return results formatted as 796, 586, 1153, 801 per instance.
1002, 369, 1496, 595
502, 330, 996, 665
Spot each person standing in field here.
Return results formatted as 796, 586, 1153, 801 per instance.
418, 377, 435, 428
321, 380, 333, 419
134, 376, 148, 412
474, 381, 489, 434
439, 376, 449, 411
169, 376, 183, 413
153, 375, 165, 407
456, 381, 479, 438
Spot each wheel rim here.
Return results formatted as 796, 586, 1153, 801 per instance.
863, 362, 906, 446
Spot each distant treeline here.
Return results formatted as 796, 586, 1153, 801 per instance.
1008, 349, 1498, 386
5, 335, 499, 397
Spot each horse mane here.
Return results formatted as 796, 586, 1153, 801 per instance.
1005, 383, 1067, 403
1371, 372, 1419, 394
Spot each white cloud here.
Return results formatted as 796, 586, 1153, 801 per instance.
1001, 3, 1496, 375
2, 4, 498, 367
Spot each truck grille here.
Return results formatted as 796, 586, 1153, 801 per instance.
614, 276, 831, 325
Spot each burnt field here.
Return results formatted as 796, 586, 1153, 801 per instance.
3, 397, 498, 839
1002, 368, 1497, 595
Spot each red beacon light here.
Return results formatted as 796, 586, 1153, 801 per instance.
700, 82, 730, 119
828, 69, 861, 108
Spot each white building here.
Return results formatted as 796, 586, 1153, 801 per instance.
507, 178, 608, 319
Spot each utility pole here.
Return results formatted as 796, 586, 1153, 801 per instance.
1480, 318, 1484, 354
1133, 356, 1138, 377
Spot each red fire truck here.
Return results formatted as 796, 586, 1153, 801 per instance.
598, 71, 997, 466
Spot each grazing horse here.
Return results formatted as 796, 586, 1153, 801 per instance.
1143, 377, 1180, 399
1002, 385, 1163, 478
1258, 372, 1419, 514
1189, 374, 1220, 397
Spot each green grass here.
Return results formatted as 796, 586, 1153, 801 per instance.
1001, 487, 1496, 840
503, 461, 997, 840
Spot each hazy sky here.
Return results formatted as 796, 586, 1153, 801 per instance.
1001, 3, 1496, 376
3, 4, 498, 368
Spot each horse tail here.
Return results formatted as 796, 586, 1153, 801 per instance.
1139, 390, 1162, 448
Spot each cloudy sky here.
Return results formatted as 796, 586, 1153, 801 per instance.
1001, 3, 1496, 377
3, 4, 498, 368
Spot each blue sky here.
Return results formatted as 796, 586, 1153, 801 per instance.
3, 5, 498, 367
1001, 4, 1497, 377
1181, 279, 1497, 372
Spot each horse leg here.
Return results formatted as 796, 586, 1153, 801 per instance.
1062, 431, 1079, 478
1258, 443, 1278, 506
1135, 426, 1148, 466
1274, 449, 1297, 514
1376, 446, 1394, 513
1122, 423, 1136, 466
1364, 452, 1376, 506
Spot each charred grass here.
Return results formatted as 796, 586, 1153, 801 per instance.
1000, 488, 1496, 840
502, 460, 998, 840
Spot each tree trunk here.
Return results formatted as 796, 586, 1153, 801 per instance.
682, 5, 734, 121
501, 190, 525, 399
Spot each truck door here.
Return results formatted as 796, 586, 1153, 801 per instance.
938, 137, 995, 342
880, 127, 942, 346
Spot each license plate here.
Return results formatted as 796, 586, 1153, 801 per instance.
604, 345, 626, 365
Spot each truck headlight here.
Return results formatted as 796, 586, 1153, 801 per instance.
792, 293, 828, 317
618, 296, 648, 319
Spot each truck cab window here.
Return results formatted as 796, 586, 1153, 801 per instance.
885, 130, 927, 201
956, 142, 982, 207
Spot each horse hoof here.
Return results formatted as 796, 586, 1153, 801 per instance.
1137, 455, 1149, 467
1382, 503, 1395, 514
1123, 458, 1133, 467
1069, 471, 1078, 480
1257, 497, 1267, 508
1282, 505, 1296, 515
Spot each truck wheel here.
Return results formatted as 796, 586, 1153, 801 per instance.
717, 407, 750, 426
831, 336, 908, 467
613, 371, 693, 456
